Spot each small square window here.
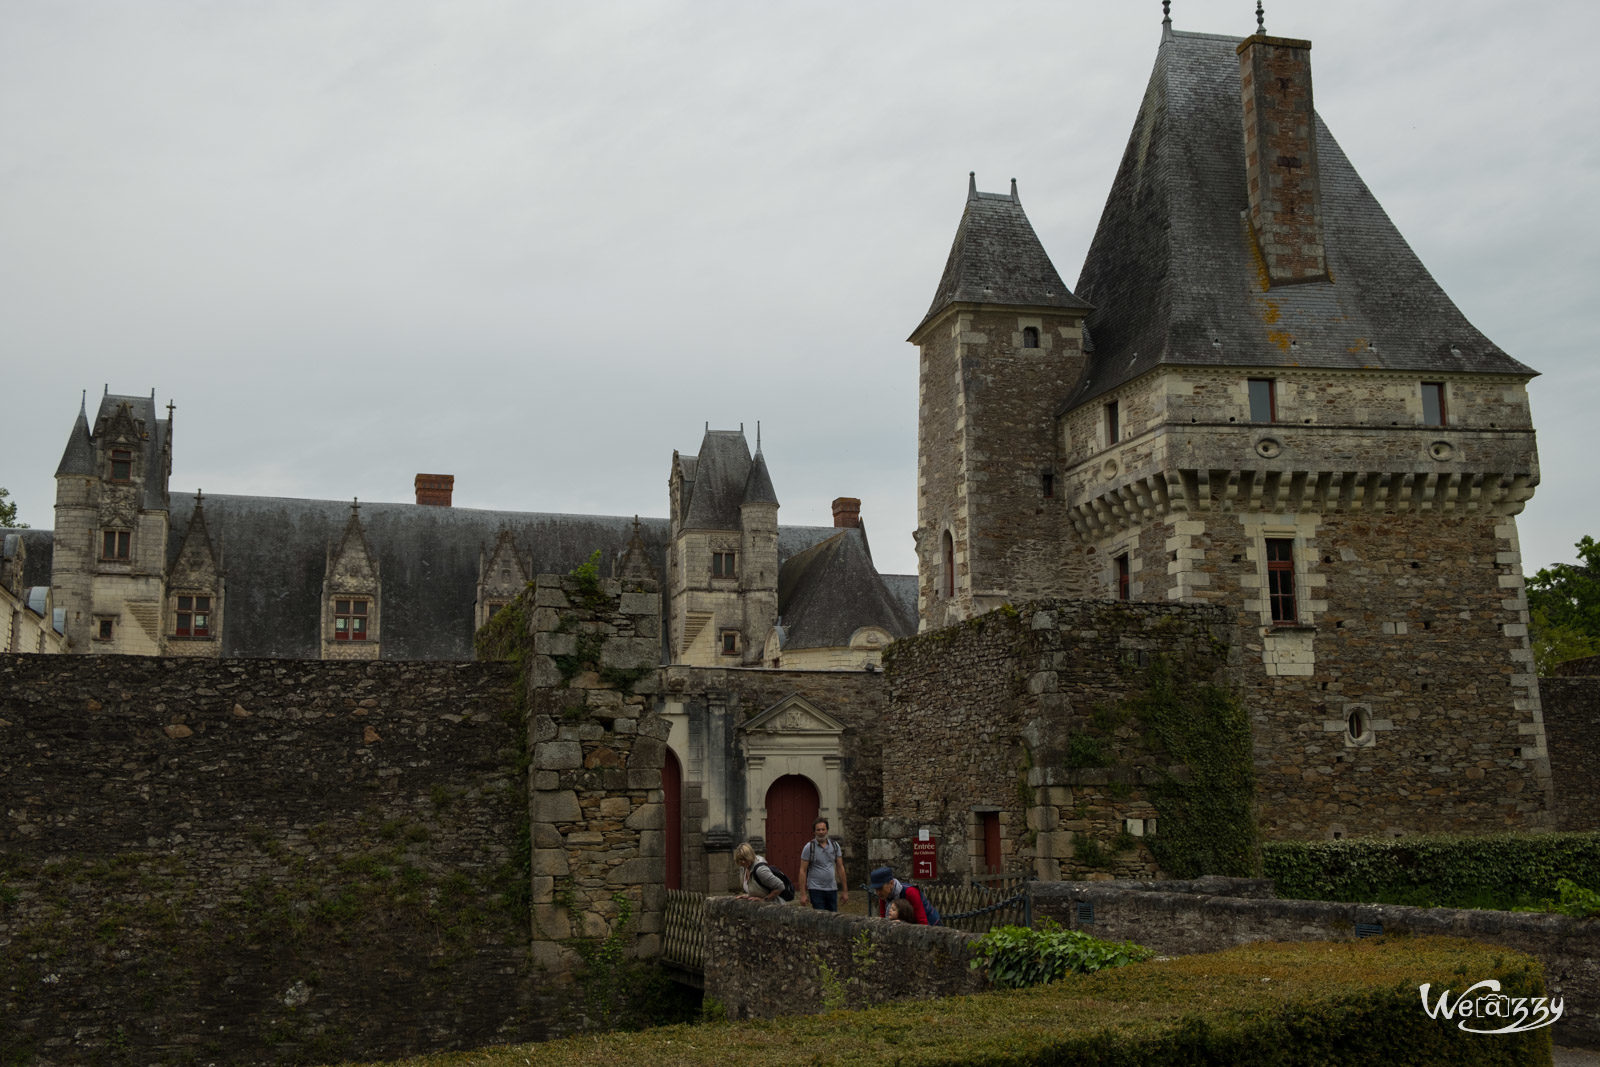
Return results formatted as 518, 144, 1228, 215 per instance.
1248, 379, 1277, 423
720, 629, 739, 656
109, 449, 133, 481
712, 551, 736, 579
334, 598, 370, 640
96, 618, 114, 641
175, 594, 212, 637
1421, 382, 1447, 427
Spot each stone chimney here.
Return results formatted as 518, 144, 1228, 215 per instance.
1238, 32, 1328, 285
414, 474, 454, 507
831, 497, 861, 529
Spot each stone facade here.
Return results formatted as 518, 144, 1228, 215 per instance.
1, 534, 65, 654
1540, 661, 1600, 831
0, 653, 543, 1065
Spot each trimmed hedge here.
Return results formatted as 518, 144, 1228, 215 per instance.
1264, 831, 1600, 909
330, 937, 1551, 1066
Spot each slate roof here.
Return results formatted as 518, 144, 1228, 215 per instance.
1066, 29, 1534, 410
147, 495, 845, 661
775, 528, 917, 650
681, 431, 771, 531
912, 175, 1091, 340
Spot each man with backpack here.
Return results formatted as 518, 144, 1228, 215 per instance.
798, 818, 848, 912
869, 866, 939, 925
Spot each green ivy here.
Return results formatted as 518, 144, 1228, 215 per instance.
968, 921, 1153, 989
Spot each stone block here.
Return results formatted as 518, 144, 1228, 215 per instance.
531, 770, 561, 791
598, 796, 630, 818
533, 740, 583, 770
532, 848, 570, 876
627, 736, 666, 770
639, 830, 664, 858
625, 802, 663, 830
619, 592, 659, 616
600, 637, 659, 671
607, 857, 663, 885
532, 823, 564, 848
530, 715, 559, 743
530, 789, 581, 822
532, 904, 572, 942
534, 631, 576, 657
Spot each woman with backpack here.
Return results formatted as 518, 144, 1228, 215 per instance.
734, 842, 790, 902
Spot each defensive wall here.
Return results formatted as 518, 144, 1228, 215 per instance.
1541, 655, 1600, 832
0, 653, 542, 1065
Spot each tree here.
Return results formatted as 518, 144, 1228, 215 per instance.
0, 486, 24, 529
1526, 536, 1600, 673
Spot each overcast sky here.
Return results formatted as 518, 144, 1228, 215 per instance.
4, 1, 1597, 579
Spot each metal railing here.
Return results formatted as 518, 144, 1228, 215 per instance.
661, 889, 707, 974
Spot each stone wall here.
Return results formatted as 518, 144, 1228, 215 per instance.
0, 652, 541, 1066
1033, 879, 1600, 1049
525, 573, 667, 969
701, 896, 986, 1020
1540, 670, 1600, 831
879, 600, 1242, 882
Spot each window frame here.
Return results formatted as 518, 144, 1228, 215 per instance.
1021, 326, 1040, 349
711, 551, 737, 579
1265, 538, 1298, 625
1105, 400, 1120, 445
1421, 381, 1447, 427
719, 629, 740, 656
333, 597, 371, 641
1248, 378, 1277, 424
173, 594, 212, 638
108, 449, 133, 482
100, 529, 131, 561
1114, 552, 1131, 602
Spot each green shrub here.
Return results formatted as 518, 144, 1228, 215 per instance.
969, 921, 1154, 988
1264, 830, 1600, 910
1555, 877, 1600, 918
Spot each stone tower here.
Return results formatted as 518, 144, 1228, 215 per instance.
909, 175, 1093, 630
51, 391, 173, 653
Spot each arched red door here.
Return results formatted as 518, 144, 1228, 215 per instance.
662, 748, 683, 891
764, 775, 820, 881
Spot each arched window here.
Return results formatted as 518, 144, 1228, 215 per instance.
942, 530, 955, 598
1022, 326, 1040, 348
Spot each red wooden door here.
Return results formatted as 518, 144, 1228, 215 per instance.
764, 775, 819, 882
662, 748, 682, 891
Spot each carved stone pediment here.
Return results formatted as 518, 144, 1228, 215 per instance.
742, 693, 845, 736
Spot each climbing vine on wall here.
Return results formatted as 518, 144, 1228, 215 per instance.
1124, 657, 1259, 879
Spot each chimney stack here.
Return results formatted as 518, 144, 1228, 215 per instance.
1238, 32, 1328, 286
831, 497, 861, 528
415, 473, 454, 507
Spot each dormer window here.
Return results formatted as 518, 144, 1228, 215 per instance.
1022, 326, 1040, 349
334, 598, 370, 640
174, 595, 212, 638
1421, 382, 1447, 427
109, 449, 133, 481
712, 551, 736, 579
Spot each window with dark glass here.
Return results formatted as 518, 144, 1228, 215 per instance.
1022, 326, 1040, 349
711, 551, 736, 578
97, 618, 114, 641
1422, 382, 1447, 427
175, 595, 211, 637
109, 449, 133, 481
101, 530, 131, 561
1248, 378, 1277, 423
1266, 538, 1297, 624
1041, 471, 1054, 499
1105, 401, 1120, 444
942, 531, 955, 598
334, 598, 369, 640
720, 629, 739, 655
1115, 552, 1130, 601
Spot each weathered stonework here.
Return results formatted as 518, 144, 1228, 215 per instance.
1540, 657, 1600, 831
525, 574, 668, 969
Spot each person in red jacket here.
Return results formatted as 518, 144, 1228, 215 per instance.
870, 866, 928, 924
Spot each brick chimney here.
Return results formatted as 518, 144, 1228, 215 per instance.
414, 473, 454, 507
831, 497, 861, 528
1238, 32, 1328, 285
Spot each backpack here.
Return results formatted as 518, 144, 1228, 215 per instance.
901, 882, 941, 926
753, 860, 797, 901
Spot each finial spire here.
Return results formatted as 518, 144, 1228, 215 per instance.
1256, 1, 1264, 33
968, 171, 977, 201
1162, 0, 1170, 26
756, 420, 761, 452
1010, 177, 1018, 202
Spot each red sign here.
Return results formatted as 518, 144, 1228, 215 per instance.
912, 839, 938, 881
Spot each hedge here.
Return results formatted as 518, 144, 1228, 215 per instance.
330, 937, 1551, 1067
1263, 831, 1600, 908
